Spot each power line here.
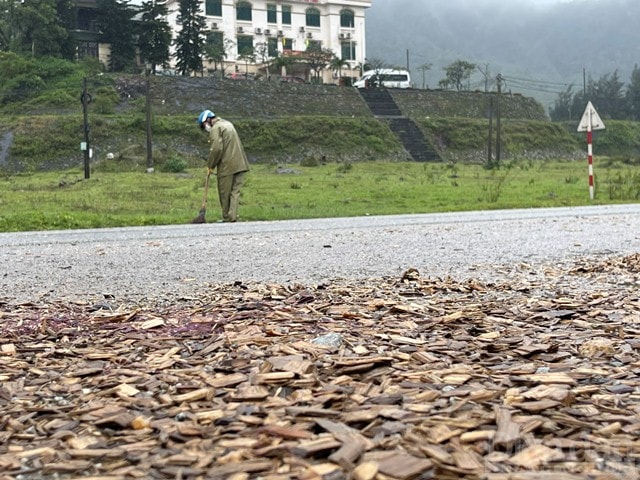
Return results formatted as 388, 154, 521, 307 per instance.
502, 83, 565, 95
499, 78, 569, 95
500, 74, 575, 88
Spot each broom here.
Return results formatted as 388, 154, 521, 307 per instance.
191, 168, 211, 224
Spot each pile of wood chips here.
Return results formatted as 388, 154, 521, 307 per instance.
1, 254, 640, 480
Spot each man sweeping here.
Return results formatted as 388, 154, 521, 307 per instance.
196, 110, 250, 223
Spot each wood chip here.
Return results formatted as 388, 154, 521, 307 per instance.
2, 257, 640, 478
509, 444, 565, 469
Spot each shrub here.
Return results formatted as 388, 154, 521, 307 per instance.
27, 90, 75, 109
34, 57, 77, 80
606, 170, 640, 200
0, 74, 46, 105
336, 161, 353, 173
79, 57, 105, 76
300, 156, 320, 167
161, 155, 188, 173
91, 86, 120, 114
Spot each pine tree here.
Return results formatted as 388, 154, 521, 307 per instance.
96, 0, 137, 72
137, 0, 172, 73
550, 85, 576, 121
56, 0, 77, 60
593, 70, 626, 119
174, 0, 207, 76
626, 65, 640, 121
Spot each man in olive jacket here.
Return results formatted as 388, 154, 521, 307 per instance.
198, 110, 250, 222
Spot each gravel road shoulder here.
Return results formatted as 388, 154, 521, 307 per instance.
1, 205, 639, 307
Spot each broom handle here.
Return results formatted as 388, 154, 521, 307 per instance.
202, 168, 212, 209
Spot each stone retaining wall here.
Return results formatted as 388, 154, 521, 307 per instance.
149, 76, 547, 121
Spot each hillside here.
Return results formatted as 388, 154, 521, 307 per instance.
0, 72, 608, 172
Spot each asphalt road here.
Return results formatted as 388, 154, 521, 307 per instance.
2, 204, 639, 305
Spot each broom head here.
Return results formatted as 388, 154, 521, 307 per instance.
191, 206, 207, 224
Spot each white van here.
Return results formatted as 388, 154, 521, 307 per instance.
354, 69, 412, 89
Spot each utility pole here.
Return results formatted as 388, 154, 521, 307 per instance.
145, 68, 154, 173
81, 77, 91, 179
496, 74, 503, 165
488, 97, 494, 166
477, 64, 491, 92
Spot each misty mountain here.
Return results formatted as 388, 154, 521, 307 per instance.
365, 0, 640, 106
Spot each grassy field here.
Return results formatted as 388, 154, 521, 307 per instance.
1, 159, 639, 232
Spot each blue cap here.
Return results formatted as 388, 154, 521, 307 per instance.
197, 110, 215, 125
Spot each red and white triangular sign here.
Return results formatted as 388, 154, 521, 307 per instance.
577, 101, 605, 132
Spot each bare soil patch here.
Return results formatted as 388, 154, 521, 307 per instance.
1, 255, 640, 479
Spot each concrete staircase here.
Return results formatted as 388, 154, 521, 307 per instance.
358, 87, 403, 117
358, 88, 440, 162
385, 117, 440, 162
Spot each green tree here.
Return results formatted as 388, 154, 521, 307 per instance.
550, 84, 576, 121
96, 0, 137, 72
137, 0, 172, 74
304, 44, 334, 83
238, 47, 255, 78
0, 0, 18, 51
255, 41, 283, 81
174, 0, 207, 76
595, 70, 626, 119
56, 0, 78, 60
582, 71, 626, 120
11, 0, 70, 57
205, 35, 234, 77
626, 65, 640, 121
440, 60, 476, 91
330, 56, 348, 80
554, 70, 631, 121
272, 53, 294, 78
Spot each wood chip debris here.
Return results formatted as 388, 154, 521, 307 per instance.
1, 253, 640, 479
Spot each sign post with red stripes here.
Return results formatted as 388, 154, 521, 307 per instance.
577, 101, 605, 200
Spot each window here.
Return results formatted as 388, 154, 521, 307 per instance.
281, 5, 291, 25
268, 37, 278, 57
381, 74, 409, 82
306, 39, 321, 51
340, 9, 354, 28
77, 9, 98, 32
306, 8, 320, 27
77, 41, 98, 59
207, 31, 224, 48
282, 37, 292, 51
341, 42, 355, 61
237, 35, 254, 55
205, 0, 222, 17
236, 1, 252, 21
267, 4, 277, 24
206, 32, 225, 64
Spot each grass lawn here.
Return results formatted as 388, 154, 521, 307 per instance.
1, 159, 638, 232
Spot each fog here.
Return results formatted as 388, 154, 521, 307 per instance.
365, 0, 639, 105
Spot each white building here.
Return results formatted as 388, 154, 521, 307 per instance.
165, 0, 372, 83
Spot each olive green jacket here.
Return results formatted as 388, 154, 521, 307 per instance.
207, 118, 250, 177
